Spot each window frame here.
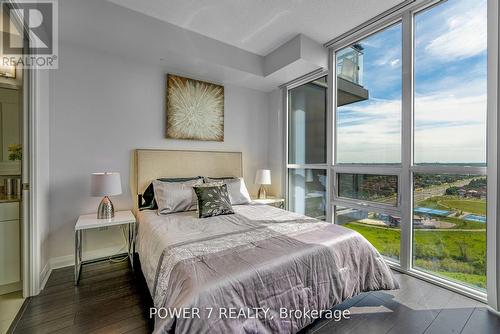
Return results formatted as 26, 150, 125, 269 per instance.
283, 0, 498, 306
333, 167, 402, 211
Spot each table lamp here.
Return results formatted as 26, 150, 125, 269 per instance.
91, 172, 122, 219
255, 169, 271, 199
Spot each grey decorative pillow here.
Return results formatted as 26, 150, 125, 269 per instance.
140, 176, 202, 210
197, 181, 224, 187
153, 178, 203, 215
204, 177, 252, 205
193, 184, 234, 218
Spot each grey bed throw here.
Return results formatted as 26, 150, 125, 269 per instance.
137, 205, 399, 334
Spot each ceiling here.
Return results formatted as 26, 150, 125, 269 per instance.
106, 0, 404, 56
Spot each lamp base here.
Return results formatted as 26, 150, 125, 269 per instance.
257, 185, 267, 199
97, 196, 115, 219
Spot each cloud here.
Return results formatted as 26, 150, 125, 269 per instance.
374, 46, 401, 67
390, 59, 400, 67
334, 0, 487, 164
337, 88, 486, 164
424, 0, 486, 60
337, 98, 402, 163
414, 93, 486, 125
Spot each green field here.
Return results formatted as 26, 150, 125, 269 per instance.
344, 199, 487, 290
439, 199, 486, 215
417, 196, 485, 215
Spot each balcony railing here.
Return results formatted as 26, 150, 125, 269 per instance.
337, 44, 364, 86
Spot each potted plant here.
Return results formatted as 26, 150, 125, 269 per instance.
8, 144, 22, 161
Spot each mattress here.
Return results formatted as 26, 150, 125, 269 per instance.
136, 204, 398, 334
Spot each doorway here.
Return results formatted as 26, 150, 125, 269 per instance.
0, 69, 25, 333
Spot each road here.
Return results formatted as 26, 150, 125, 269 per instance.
414, 178, 480, 203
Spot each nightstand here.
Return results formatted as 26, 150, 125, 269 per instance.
74, 210, 136, 285
251, 198, 285, 209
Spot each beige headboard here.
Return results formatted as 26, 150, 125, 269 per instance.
131, 149, 242, 208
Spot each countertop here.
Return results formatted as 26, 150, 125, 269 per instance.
0, 194, 21, 203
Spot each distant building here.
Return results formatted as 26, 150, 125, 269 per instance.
413, 217, 424, 226
454, 185, 486, 199
389, 216, 401, 227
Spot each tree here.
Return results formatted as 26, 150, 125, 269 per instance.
445, 186, 459, 196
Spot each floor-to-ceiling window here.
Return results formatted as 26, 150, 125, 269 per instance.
334, 22, 403, 263
286, 0, 489, 296
411, 0, 487, 291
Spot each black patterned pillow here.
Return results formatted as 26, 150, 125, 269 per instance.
193, 184, 234, 218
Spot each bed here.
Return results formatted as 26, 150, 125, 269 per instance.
132, 149, 399, 334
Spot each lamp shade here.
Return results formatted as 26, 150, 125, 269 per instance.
90, 172, 122, 197
254, 169, 271, 185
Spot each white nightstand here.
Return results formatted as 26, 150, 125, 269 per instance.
74, 210, 136, 285
251, 198, 285, 209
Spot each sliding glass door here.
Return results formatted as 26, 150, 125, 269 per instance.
287, 76, 328, 220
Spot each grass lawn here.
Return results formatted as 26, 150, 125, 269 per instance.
434, 216, 484, 229
344, 222, 486, 289
439, 199, 486, 215
416, 196, 448, 211
345, 223, 400, 260
416, 196, 486, 216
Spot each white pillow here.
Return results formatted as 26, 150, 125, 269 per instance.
204, 177, 251, 205
153, 178, 203, 214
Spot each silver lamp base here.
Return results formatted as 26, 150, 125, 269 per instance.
97, 196, 115, 219
257, 185, 267, 199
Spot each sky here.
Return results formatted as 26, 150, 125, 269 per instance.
336, 0, 487, 165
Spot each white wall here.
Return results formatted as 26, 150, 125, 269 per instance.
48, 42, 271, 263
267, 89, 284, 197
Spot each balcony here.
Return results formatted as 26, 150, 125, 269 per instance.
337, 45, 369, 107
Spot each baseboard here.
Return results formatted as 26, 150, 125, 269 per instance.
39, 261, 52, 290
49, 244, 126, 270
486, 305, 500, 316
39, 244, 127, 291
0, 281, 22, 295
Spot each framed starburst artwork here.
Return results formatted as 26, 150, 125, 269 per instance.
166, 74, 224, 141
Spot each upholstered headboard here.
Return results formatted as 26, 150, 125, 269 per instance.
131, 149, 243, 210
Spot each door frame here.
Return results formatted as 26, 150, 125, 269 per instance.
22, 67, 39, 297
4, 0, 53, 299
7, 3, 46, 297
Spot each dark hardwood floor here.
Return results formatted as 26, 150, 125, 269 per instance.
10, 260, 500, 334
11, 260, 153, 334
